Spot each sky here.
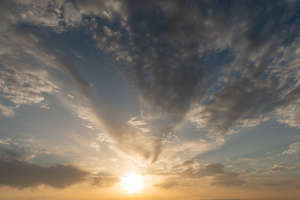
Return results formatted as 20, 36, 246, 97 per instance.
0, 0, 300, 200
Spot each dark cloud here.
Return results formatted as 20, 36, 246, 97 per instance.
0, 160, 89, 189
172, 159, 196, 169
91, 172, 119, 187
91, 0, 300, 138
245, 177, 300, 191
186, 163, 244, 187
0, 140, 117, 189
155, 179, 181, 190
0, 139, 32, 161
212, 172, 245, 187
196, 163, 225, 177
261, 179, 300, 189
0, 0, 17, 31
182, 163, 225, 178
0, 145, 21, 161
154, 162, 245, 189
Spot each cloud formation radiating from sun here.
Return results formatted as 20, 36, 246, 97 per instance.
0, 1, 300, 199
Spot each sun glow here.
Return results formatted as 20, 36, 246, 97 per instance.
120, 172, 143, 193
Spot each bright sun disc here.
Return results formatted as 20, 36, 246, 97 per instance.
120, 172, 143, 193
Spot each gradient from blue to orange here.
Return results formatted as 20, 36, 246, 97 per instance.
0, 1, 300, 200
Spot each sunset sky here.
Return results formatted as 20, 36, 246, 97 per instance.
1, 0, 300, 200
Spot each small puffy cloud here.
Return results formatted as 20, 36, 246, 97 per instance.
0, 66, 57, 107
276, 103, 300, 128
282, 142, 300, 155
128, 116, 151, 133
271, 163, 285, 172
0, 160, 89, 189
0, 28, 60, 117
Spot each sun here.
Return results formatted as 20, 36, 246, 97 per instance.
120, 172, 143, 193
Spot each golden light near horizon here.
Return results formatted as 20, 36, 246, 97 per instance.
120, 172, 143, 193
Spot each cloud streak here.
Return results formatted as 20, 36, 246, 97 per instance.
52, 52, 162, 163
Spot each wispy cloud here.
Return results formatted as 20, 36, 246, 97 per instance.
1, 0, 300, 170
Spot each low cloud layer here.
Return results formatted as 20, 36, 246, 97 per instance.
183, 163, 245, 187
154, 162, 245, 189
0, 160, 89, 189
0, 139, 119, 189
92, 172, 119, 188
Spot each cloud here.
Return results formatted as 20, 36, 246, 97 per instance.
184, 163, 245, 187
0, 160, 89, 189
155, 179, 181, 190
194, 163, 225, 177
0, 0, 161, 163
91, 172, 119, 187
0, 65, 58, 108
12, 0, 82, 32
74, 0, 125, 21
89, 0, 300, 138
2, 0, 300, 164
271, 163, 286, 172
0, 103, 14, 117
53, 52, 162, 163
153, 162, 245, 189
0, 26, 60, 115
212, 172, 245, 187
0, 139, 120, 189
282, 142, 300, 155
0, 137, 36, 161
157, 138, 225, 168
260, 178, 300, 189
